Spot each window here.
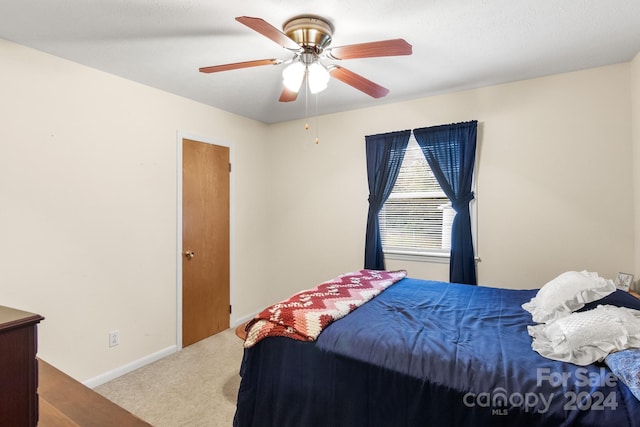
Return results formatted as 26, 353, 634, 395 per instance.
379, 135, 455, 259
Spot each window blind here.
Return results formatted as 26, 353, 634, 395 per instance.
379, 137, 450, 252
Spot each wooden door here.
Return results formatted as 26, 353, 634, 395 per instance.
182, 138, 230, 347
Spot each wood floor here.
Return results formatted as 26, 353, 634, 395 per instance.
38, 359, 151, 427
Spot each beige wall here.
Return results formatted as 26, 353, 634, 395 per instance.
1, 37, 637, 383
633, 52, 640, 282
0, 39, 271, 382
267, 63, 634, 298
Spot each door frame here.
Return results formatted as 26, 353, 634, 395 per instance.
176, 131, 235, 350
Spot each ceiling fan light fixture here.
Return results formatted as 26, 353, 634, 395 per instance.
308, 62, 330, 94
282, 61, 305, 91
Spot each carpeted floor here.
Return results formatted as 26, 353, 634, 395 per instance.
95, 327, 244, 426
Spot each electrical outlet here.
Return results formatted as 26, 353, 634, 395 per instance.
109, 330, 120, 348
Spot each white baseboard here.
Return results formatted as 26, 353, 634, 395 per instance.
83, 345, 178, 389
83, 318, 258, 388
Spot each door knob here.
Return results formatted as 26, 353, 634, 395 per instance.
185, 250, 195, 260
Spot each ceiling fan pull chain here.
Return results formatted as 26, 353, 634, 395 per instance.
315, 93, 320, 144
305, 71, 310, 131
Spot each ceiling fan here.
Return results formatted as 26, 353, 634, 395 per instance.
199, 15, 412, 102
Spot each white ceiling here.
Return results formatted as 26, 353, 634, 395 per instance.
2, 0, 640, 124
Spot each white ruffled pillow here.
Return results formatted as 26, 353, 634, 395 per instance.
522, 271, 616, 323
528, 305, 640, 365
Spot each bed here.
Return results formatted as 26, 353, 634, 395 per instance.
233, 272, 640, 426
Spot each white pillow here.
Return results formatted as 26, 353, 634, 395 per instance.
528, 305, 640, 365
522, 271, 616, 323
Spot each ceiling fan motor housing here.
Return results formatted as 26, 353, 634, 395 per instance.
283, 16, 334, 53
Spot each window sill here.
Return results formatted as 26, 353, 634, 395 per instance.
384, 250, 481, 264
384, 250, 450, 264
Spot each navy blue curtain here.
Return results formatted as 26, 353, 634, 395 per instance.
413, 121, 478, 285
364, 130, 411, 270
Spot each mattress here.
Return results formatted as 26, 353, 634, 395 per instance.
234, 277, 640, 426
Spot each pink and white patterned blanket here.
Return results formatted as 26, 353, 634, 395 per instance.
243, 269, 407, 348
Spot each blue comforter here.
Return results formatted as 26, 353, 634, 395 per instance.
235, 278, 640, 426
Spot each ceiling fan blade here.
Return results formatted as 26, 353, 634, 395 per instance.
325, 39, 412, 60
329, 66, 390, 98
199, 58, 281, 73
279, 86, 300, 102
236, 16, 301, 51
279, 74, 305, 102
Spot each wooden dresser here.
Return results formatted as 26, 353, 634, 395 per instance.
0, 305, 44, 427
